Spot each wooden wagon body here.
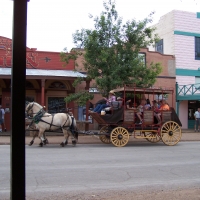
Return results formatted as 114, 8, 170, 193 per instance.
89, 85, 182, 147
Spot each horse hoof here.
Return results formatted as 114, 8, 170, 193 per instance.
43, 139, 48, 145
72, 140, 77, 146
29, 141, 34, 146
39, 142, 43, 147
65, 141, 68, 145
60, 142, 65, 147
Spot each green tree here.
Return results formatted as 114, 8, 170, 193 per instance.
61, 0, 162, 105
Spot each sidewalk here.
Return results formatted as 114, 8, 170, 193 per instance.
0, 129, 199, 145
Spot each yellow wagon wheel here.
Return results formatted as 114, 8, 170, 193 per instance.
99, 126, 111, 144
144, 132, 161, 143
110, 127, 129, 147
161, 121, 182, 146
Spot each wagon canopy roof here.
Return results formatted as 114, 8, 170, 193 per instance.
112, 85, 174, 94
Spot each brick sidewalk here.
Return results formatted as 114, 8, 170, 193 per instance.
0, 130, 199, 145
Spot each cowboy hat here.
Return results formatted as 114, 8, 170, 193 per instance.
109, 90, 115, 95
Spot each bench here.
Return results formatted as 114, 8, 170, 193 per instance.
104, 100, 123, 113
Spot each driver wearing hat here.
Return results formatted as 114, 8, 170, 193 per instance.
92, 90, 116, 113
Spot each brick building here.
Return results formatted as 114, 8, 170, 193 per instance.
0, 36, 87, 130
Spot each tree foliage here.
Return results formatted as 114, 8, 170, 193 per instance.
61, 0, 162, 105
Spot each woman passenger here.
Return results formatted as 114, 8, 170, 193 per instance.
155, 100, 170, 124
136, 99, 147, 124
125, 98, 138, 110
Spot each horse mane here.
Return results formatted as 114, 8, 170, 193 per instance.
32, 102, 43, 109
26, 102, 43, 110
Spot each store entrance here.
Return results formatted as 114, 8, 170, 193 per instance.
188, 100, 200, 128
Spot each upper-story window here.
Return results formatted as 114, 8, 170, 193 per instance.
155, 39, 163, 54
138, 53, 146, 65
195, 37, 200, 60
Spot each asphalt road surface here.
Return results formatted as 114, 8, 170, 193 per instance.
0, 141, 200, 199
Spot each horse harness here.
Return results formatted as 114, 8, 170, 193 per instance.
27, 102, 74, 132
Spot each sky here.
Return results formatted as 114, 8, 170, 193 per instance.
0, 0, 199, 52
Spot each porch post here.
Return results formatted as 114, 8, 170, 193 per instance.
41, 79, 45, 106
85, 79, 90, 131
176, 82, 179, 116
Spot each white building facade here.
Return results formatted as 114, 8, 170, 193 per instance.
149, 10, 200, 129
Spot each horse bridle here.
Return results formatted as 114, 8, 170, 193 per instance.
26, 102, 35, 116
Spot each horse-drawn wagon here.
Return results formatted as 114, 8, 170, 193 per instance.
89, 85, 182, 147
25, 85, 182, 148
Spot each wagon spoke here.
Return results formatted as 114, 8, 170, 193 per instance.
144, 132, 161, 143
171, 135, 178, 142
173, 127, 181, 133
164, 123, 170, 131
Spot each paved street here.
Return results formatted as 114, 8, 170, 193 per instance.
0, 141, 200, 199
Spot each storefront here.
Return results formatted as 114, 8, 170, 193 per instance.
0, 36, 88, 131
176, 83, 200, 129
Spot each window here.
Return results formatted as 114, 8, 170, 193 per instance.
89, 87, 99, 93
195, 37, 200, 60
48, 97, 66, 113
155, 39, 163, 54
48, 81, 66, 89
138, 53, 146, 65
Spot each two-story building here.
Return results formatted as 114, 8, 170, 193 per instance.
149, 10, 200, 129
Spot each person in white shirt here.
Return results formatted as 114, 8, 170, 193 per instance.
136, 99, 147, 124
0, 105, 5, 132
194, 108, 200, 132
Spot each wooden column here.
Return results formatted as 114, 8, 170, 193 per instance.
85, 79, 90, 131
41, 79, 45, 106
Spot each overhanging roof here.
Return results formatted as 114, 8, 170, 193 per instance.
0, 68, 87, 79
112, 86, 174, 94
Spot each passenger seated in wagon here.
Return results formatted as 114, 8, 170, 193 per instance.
104, 96, 124, 113
136, 99, 148, 124
145, 99, 151, 110
125, 98, 137, 110
154, 99, 170, 124
91, 90, 116, 113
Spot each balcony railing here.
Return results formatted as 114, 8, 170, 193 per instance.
177, 83, 200, 100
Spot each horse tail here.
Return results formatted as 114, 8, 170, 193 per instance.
69, 115, 78, 140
